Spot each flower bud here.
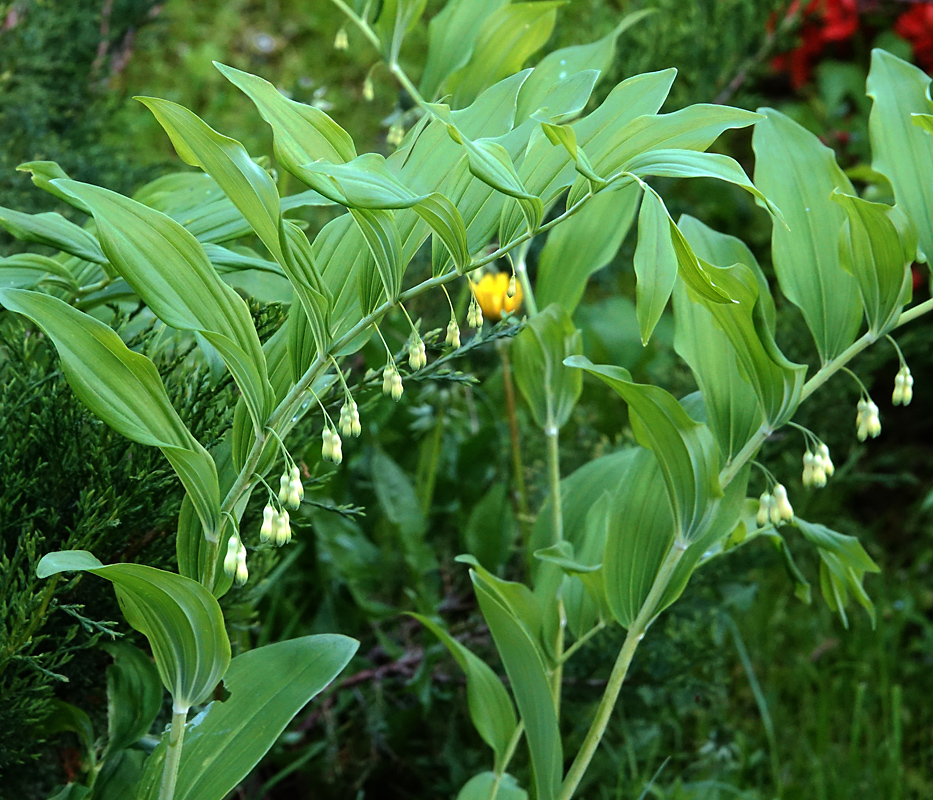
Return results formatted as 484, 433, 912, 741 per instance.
362, 76, 374, 102
259, 504, 275, 543
773, 483, 794, 521
756, 492, 773, 527
234, 543, 248, 587
893, 366, 914, 406
856, 399, 881, 441
387, 122, 404, 149
446, 317, 460, 348
507, 274, 517, 298
467, 297, 483, 328
408, 334, 427, 370
273, 510, 290, 546
322, 427, 334, 461
329, 428, 343, 465
802, 451, 816, 487
817, 443, 834, 477
278, 472, 289, 503
334, 27, 348, 50
223, 535, 239, 577
383, 364, 397, 397
340, 399, 361, 437
390, 369, 404, 402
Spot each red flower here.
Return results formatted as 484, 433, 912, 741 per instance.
772, 0, 860, 89
895, 3, 933, 72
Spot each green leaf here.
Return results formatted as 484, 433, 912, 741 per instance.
316, 73, 531, 343
414, 193, 471, 275
795, 518, 880, 628
103, 642, 163, 754
531, 450, 634, 633
536, 182, 638, 314
624, 149, 783, 222
464, 482, 518, 573
512, 304, 583, 431
351, 208, 405, 309
215, 63, 355, 195
515, 10, 655, 123
752, 108, 862, 361
0, 289, 220, 537
633, 185, 677, 344
833, 192, 913, 335
509, 68, 676, 221
295, 152, 420, 209
138, 635, 358, 800
0, 253, 77, 291
37, 552, 230, 710
412, 614, 518, 770
137, 96, 285, 263
672, 283, 763, 461
54, 180, 274, 432
457, 772, 528, 800
678, 215, 806, 434
565, 356, 721, 541
373, 0, 428, 57
175, 493, 234, 599
16, 160, 90, 212
471, 572, 561, 800
867, 49, 933, 262
38, 699, 95, 756
448, 2, 564, 108
420, 0, 509, 99
0, 206, 106, 265
630, 185, 735, 320
530, 71, 601, 127
601, 449, 675, 626
452, 134, 543, 233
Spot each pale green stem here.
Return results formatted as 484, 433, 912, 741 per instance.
558, 620, 607, 666
557, 540, 687, 800
487, 722, 525, 800
545, 425, 566, 715
159, 708, 188, 800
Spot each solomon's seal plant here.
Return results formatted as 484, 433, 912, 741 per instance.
2, 1, 933, 797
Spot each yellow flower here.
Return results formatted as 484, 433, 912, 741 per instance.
472, 272, 523, 322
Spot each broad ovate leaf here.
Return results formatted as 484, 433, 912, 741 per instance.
447, 2, 562, 107
37, 552, 230, 711
832, 191, 913, 336
678, 215, 806, 434
138, 97, 285, 263
866, 49, 933, 262
752, 108, 862, 361
0, 206, 106, 265
137, 635, 357, 800
471, 570, 561, 800
54, 180, 274, 431
565, 356, 721, 541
